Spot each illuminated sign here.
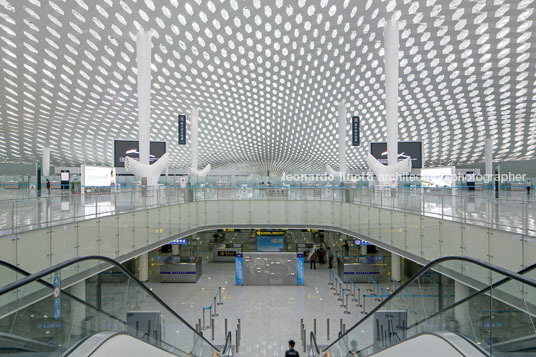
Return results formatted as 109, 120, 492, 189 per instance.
354, 239, 372, 246
256, 231, 286, 236
169, 238, 189, 245
82, 166, 116, 187
217, 251, 237, 257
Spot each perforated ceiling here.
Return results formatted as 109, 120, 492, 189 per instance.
0, 0, 535, 174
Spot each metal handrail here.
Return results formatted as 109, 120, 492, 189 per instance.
0, 255, 220, 352
310, 331, 320, 356
221, 331, 233, 357
405, 260, 536, 331
323, 255, 536, 352
0, 260, 127, 324
2, 186, 534, 238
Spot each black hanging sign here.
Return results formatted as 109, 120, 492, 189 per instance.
352, 116, 360, 146
178, 114, 186, 145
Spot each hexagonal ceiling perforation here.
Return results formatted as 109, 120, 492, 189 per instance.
0, 0, 535, 174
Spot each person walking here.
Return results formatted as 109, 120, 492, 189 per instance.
310, 249, 317, 270
285, 340, 299, 356
319, 246, 325, 265
528, 179, 532, 196
344, 241, 350, 256
328, 247, 333, 269
46, 179, 51, 196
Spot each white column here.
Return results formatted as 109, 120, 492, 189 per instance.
139, 253, 149, 282
137, 31, 152, 166
454, 281, 471, 331
42, 147, 50, 177
384, 18, 399, 168
68, 280, 86, 336
360, 244, 367, 256
191, 107, 199, 172
172, 244, 179, 255
485, 138, 493, 178
338, 102, 347, 174
137, 31, 152, 268
391, 253, 401, 281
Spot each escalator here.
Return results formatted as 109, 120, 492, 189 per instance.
313, 256, 536, 356
0, 256, 231, 356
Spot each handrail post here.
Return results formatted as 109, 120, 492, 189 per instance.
352, 283, 357, 302
202, 308, 206, 330
327, 318, 330, 341
344, 293, 351, 314
213, 297, 218, 317
217, 286, 223, 305
211, 318, 215, 340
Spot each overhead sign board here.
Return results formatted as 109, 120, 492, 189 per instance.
178, 114, 187, 145
352, 116, 360, 146
354, 239, 373, 246
169, 238, 189, 245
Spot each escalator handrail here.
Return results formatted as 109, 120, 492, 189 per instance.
221, 331, 232, 356
0, 255, 220, 352
0, 260, 127, 325
323, 255, 536, 352
310, 331, 320, 356
405, 260, 536, 331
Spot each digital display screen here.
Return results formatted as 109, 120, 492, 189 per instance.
218, 251, 237, 257
61, 172, 69, 181
370, 141, 422, 169
114, 140, 166, 167
257, 236, 285, 252
421, 167, 456, 188
83, 166, 116, 187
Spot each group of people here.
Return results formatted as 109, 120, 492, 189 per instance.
308, 245, 333, 269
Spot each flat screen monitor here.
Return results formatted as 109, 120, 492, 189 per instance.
114, 140, 166, 167
370, 141, 422, 169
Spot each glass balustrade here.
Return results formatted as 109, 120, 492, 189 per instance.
323, 257, 536, 356
0, 256, 219, 356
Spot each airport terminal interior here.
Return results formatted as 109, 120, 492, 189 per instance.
0, 0, 536, 356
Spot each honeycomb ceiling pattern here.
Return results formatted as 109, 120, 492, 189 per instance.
1, 0, 535, 174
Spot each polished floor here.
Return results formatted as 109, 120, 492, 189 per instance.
143, 261, 444, 356
0, 187, 534, 239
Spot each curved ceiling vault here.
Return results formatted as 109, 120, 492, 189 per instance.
0, 0, 535, 174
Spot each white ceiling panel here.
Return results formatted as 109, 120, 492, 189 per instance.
0, 0, 535, 173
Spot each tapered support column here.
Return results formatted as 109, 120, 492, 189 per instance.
191, 107, 199, 172
137, 31, 152, 166
139, 253, 149, 282
391, 253, 401, 281
385, 18, 399, 168
485, 138, 493, 179
360, 244, 367, 256
338, 102, 347, 175
42, 147, 50, 177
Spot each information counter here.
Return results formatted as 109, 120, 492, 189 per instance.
337, 257, 381, 283
212, 247, 241, 262
159, 257, 202, 283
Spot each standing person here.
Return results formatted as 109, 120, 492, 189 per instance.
285, 340, 299, 357
319, 246, 325, 265
528, 179, 532, 196
328, 247, 333, 269
310, 249, 317, 270
46, 179, 51, 195
344, 241, 350, 256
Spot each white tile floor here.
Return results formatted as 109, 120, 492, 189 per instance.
146, 262, 383, 356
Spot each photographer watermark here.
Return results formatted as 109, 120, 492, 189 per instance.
281, 172, 527, 184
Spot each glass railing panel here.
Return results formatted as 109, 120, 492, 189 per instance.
324, 258, 536, 356
0, 257, 218, 356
